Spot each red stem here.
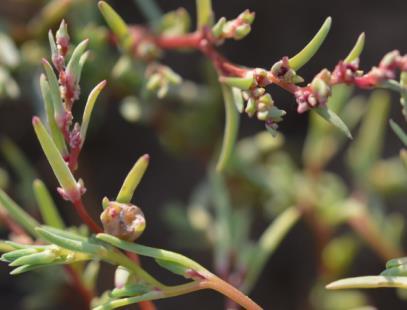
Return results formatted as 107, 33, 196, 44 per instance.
72, 199, 102, 234
64, 265, 94, 309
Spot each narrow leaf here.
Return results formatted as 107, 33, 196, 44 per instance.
216, 85, 240, 172
42, 59, 63, 115
327, 276, 407, 290
289, 17, 332, 70
83, 260, 100, 290
196, 0, 214, 29
93, 291, 162, 310
80, 80, 107, 147
96, 233, 205, 272
344, 33, 365, 64
10, 251, 54, 267
0, 189, 40, 238
2, 248, 38, 262
32, 117, 79, 201
116, 154, 150, 204
36, 227, 106, 256
232, 87, 244, 113
242, 207, 300, 293
33, 179, 65, 229
155, 258, 188, 276
220, 76, 254, 90
98, 1, 132, 50
39, 74, 67, 154
111, 282, 151, 298
314, 106, 353, 139
389, 119, 407, 147
66, 39, 89, 85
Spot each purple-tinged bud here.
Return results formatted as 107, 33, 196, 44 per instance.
56, 20, 70, 58
265, 119, 278, 137
69, 123, 82, 150
379, 50, 400, 70
100, 201, 146, 242
332, 60, 359, 84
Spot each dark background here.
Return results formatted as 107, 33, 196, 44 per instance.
0, 0, 407, 309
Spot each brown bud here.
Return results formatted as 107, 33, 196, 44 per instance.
100, 201, 146, 241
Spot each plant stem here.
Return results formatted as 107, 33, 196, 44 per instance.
72, 199, 102, 234
64, 265, 94, 308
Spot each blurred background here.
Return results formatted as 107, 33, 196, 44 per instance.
0, 0, 407, 309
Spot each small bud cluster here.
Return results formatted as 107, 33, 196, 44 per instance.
57, 178, 86, 202
100, 200, 146, 242
270, 57, 304, 84
212, 10, 255, 42
241, 69, 286, 136
146, 64, 182, 98
332, 50, 407, 89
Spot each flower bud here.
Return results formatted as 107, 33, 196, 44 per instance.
100, 201, 146, 241
239, 10, 255, 24
234, 24, 251, 40
258, 93, 273, 106
56, 20, 70, 57
212, 17, 226, 38
257, 110, 269, 121
245, 97, 256, 117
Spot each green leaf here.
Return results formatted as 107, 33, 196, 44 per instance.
289, 17, 332, 70
111, 282, 151, 298
83, 260, 100, 290
32, 117, 79, 201
196, 0, 214, 28
326, 276, 407, 290
39, 74, 67, 154
48, 30, 58, 64
42, 59, 63, 115
80, 80, 107, 147
9, 251, 55, 267
381, 265, 407, 277
98, 1, 133, 50
155, 258, 188, 276
2, 248, 39, 262
93, 291, 162, 310
33, 179, 65, 229
389, 119, 407, 147
314, 106, 352, 139
0, 189, 40, 238
116, 154, 150, 204
344, 33, 365, 64
36, 226, 106, 256
96, 233, 205, 272
347, 91, 390, 179
219, 76, 254, 90
241, 207, 300, 293
387, 257, 407, 269
66, 39, 89, 85
216, 85, 240, 172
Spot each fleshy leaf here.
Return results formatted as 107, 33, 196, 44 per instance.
327, 276, 407, 290
111, 282, 151, 298
220, 76, 254, 90
42, 59, 63, 115
93, 291, 162, 310
289, 17, 332, 70
116, 154, 150, 204
39, 74, 67, 154
36, 226, 106, 256
313, 106, 352, 139
0, 189, 40, 238
216, 85, 240, 172
33, 179, 65, 229
32, 117, 80, 201
66, 39, 89, 85
344, 33, 365, 64
232, 87, 244, 113
80, 80, 107, 147
155, 258, 188, 277
98, 1, 133, 50
196, 0, 214, 28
